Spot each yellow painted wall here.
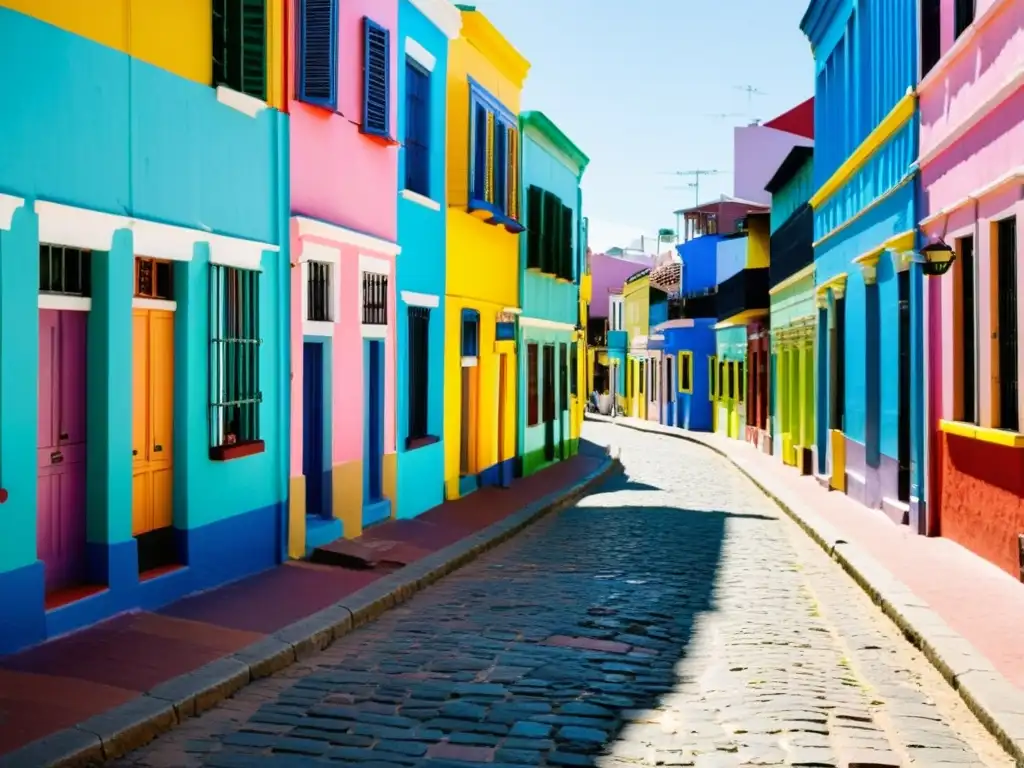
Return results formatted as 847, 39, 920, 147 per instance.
623, 276, 649, 341
4, 0, 285, 110
746, 215, 770, 268
446, 211, 520, 309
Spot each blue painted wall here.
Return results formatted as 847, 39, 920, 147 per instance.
662, 321, 716, 431
678, 235, 721, 294
649, 294, 668, 328
395, 0, 449, 519
520, 129, 581, 326
0, 11, 289, 652
716, 235, 749, 285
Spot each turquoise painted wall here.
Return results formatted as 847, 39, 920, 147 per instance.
517, 327, 573, 474
0, 11, 289, 649
715, 326, 747, 362
520, 129, 580, 326
395, 0, 449, 518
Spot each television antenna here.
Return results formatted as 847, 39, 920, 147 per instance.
661, 169, 721, 208
734, 84, 767, 111
703, 112, 745, 121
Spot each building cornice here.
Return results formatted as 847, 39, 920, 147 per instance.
520, 111, 589, 176
409, 0, 462, 39
456, 6, 530, 89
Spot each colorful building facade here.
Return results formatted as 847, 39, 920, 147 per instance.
623, 269, 651, 419
920, 0, 1024, 575
444, 5, 529, 497
518, 111, 589, 475
288, 0, 401, 555
394, 0, 461, 521
767, 146, 816, 473
0, 1, 289, 653
801, 0, 925, 527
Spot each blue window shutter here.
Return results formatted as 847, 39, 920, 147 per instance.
362, 17, 390, 137
471, 102, 488, 201
298, 0, 337, 108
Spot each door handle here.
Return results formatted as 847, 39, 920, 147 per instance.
154, 444, 163, 452
132, 449, 138, 456
50, 451, 63, 464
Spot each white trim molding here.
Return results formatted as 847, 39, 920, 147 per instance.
304, 321, 335, 338
0, 193, 25, 230
216, 85, 269, 119
919, 166, 1024, 226
33, 200, 276, 269
359, 254, 391, 275
518, 316, 575, 331
401, 290, 440, 308
400, 189, 441, 211
362, 324, 387, 339
132, 297, 176, 311
917, 0, 1012, 94
654, 318, 695, 331
295, 215, 401, 257
408, 0, 462, 39
404, 37, 437, 72
39, 294, 91, 312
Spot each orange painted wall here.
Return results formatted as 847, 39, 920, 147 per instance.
937, 432, 1024, 577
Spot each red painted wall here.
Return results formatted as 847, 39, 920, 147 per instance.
938, 432, 1024, 578
765, 97, 815, 140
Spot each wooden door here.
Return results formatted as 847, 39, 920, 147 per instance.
37, 310, 88, 595
132, 309, 174, 537
303, 342, 326, 518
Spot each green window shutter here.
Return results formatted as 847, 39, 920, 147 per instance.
241, 0, 267, 100
526, 185, 543, 270
540, 191, 554, 274
560, 204, 573, 280
212, 0, 266, 100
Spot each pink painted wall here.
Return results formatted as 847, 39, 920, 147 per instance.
288, 0, 399, 242
289, 229, 397, 477
589, 252, 654, 318
733, 124, 813, 206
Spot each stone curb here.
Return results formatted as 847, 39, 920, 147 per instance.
1, 450, 622, 768
586, 414, 1024, 764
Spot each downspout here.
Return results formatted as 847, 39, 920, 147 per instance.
276, 0, 291, 562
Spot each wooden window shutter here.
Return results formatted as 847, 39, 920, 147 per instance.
506, 126, 519, 219
526, 186, 543, 270
493, 121, 507, 211
298, 0, 337, 108
362, 17, 390, 136
484, 111, 495, 203
240, 0, 266, 100
560, 204, 573, 280
541, 192, 557, 275
212, 0, 266, 100
472, 103, 488, 200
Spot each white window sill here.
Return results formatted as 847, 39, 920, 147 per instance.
303, 320, 334, 338
400, 189, 441, 211
216, 86, 269, 118
361, 324, 387, 339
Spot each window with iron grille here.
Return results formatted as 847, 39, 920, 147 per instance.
527, 343, 539, 426
404, 60, 431, 196
362, 272, 388, 325
957, 235, 977, 424
134, 257, 173, 300
362, 17, 391, 137
461, 309, 479, 357
570, 342, 578, 396
997, 217, 1019, 431
307, 261, 332, 321
209, 265, 263, 458
297, 0, 338, 109
954, 0, 975, 38
407, 306, 430, 441
213, 0, 266, 100
559, 344, 568, 411
40, 244, 91, 296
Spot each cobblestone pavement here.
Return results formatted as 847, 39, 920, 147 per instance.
114, 424, 1013, 768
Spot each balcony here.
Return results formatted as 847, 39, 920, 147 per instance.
769, 204, 813, 288
716, 267, 769, 323
607, 330, 627, 351
668, 287, 717, 320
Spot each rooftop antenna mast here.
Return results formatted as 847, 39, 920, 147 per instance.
662, 169, 721, 208
734, 84, 767, 118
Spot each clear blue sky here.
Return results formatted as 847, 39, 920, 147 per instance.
467, 0, 815, 251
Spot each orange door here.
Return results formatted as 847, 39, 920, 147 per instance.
131, 309, 174, 535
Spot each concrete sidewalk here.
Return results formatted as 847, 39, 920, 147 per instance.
587, 414, 1024, 762
0, 443, 620, 767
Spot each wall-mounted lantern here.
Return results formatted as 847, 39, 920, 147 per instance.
919, 238, 956, 277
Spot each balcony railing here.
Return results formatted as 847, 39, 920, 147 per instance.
668, 287, 717, 320
769, 203, 813, 288
716, 267, 769, 322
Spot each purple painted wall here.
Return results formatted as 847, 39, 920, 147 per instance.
733, 124, 814, 205
589, 252, 654, 318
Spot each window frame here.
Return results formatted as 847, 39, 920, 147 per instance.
461, 308, 480, 360
39, 244, 92, 298
527, 343, 540, 426
678, 351, 694, 394
468, 77, 523, 232
212, 0, 267, 101
956, 234, 977, 424
208, 264, 264, 461
134, 256, 174, 301
296, 0, 339, 110
406, 305, 436, 449
403, 58, 431, 197
361, 16, 391, 138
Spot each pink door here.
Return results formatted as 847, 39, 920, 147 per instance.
38, 309, 88, 595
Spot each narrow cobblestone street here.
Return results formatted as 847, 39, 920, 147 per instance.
115, 424, 1013, 768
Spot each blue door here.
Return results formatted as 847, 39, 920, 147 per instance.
302, 342, 326, 519
363, 339, 389, 526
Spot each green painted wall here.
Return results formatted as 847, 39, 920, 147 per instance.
517, 326, 574, 476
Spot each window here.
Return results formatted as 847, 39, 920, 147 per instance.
134, 257, 173, 300
362, 17, 391, 137
461, 309, 479, 357
559, 344, 568, 411
362, 272, 388, 325
297, 0, 338, 109
307, 261, 331, 321
209, 265, 263, 459
639, 361, 645, 395
718, 360, 726, 398
407, 307, 430, 443
997, 217, 1018, 431
495, 321, 515, 341
650, 361, 657, 401
469, 79, 520, 227
404, 61, 431, 196
708, 355, 717, 401
957, 236, 976, 424
737, 362, 745, 403
40, 245, 91, 297
213, 0, 266, 100
954, 0, 975, 39
920, 0, 941, 76
678, 351, 693, 394
570, 342, 578, 396
666, 356, 674, 403
527, 344, 539, 425
727, 362, 736, 400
